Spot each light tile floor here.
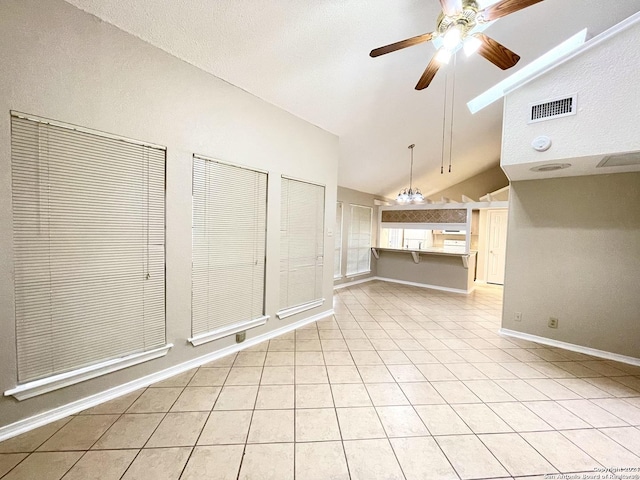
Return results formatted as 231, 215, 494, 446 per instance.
1, 281, 640, 479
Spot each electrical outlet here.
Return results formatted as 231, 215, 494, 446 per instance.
514, 312, 522, 322
548, 317, 558, 329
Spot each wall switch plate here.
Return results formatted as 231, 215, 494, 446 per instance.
236, 331, 246, 343
548, 317, 559, 329
514, 312, 522, 322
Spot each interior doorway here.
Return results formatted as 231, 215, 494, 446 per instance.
487, 209, 508, 285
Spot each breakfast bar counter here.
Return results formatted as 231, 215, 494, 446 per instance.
372, 247, 477, 293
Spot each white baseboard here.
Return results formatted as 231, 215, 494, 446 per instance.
334, 276, 474, 294
375, 276, 474, 294
0, 308, 334, 443
188, 316, 269, 346
333, 276, 377, 290
499, 328, 640, 367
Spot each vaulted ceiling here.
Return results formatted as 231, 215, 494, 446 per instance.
66, 0, 640, 198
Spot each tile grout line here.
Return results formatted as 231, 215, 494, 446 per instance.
341, 300, 413, 480
120, 373, 192, 479
293, 329, 297, 480
2, 283, 640, 479
324, 314, 353, 480
173, 360, 231, 480
235, 348, 267, 480
0, 410, 79, 480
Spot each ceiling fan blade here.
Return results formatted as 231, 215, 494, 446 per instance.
370, 32, 434, 57
415, 55, 441, 90
439, 0, 463, 16
476, 33, 520, 70
479, 0, 544, 22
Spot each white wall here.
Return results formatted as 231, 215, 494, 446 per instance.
501, 20, 640, 181
0, 0, 338, 428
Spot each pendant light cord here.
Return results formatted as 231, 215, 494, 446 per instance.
448, 54, 456, 173
408, 144, 415, 191
440, 72, 447, 175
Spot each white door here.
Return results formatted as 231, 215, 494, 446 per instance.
487, 210, 508, 285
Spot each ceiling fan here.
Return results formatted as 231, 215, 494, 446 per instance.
370, 0, 544, 90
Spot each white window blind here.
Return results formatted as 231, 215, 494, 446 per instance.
280, 177, 325, 311
347, 204, 373, 276
191, 156, 267, 339
334, 202, 343, 279
11, 114, 166, 383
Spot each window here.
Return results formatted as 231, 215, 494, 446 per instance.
334, 202, 343, 279
347, 204, 373, 276
279, 177, 325, 315
191, 156, 267, 344
380, 228, 454, 250
380, 228, 403, 249
11, 114, 166, 383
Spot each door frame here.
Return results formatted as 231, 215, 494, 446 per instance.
484, 208, 509, 285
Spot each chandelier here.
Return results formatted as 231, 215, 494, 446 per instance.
396, 144, 424, 203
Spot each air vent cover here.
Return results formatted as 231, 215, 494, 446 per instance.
597, 151, 640, 168
530, 163, 571, 172
528, 94, 577, 123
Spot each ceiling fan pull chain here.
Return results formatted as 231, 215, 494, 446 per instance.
440, 71, 448, 175
448, 54, 457, 174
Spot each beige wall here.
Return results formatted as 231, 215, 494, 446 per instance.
427, 164, 508, 202
0, 0, 338, 428
334, 186, 379, 286
502, 173, 640, 358
376, 251, 476, 293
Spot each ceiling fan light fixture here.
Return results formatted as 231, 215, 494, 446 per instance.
442, 26, 463, 50
436, 48, 452, 64
463, 35, 482, 56
370, 0, 545, 91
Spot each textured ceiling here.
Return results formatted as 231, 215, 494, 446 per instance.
65, 0, 640, 198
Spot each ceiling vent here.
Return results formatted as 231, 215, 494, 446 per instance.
530, 163, 571, 172
597, 151, 640, 168
528, 94, 577, 123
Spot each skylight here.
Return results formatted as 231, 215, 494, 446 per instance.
466, 29, 588, 114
